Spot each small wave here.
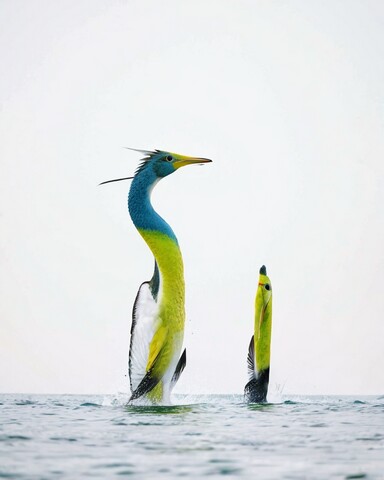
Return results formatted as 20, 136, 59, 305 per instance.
92, 463, 134, 469
356, 433, 383, 441
50, 437, 77, 442
0, 472, 19, 479
14, 400, 37, 406
0, 435, 31, 441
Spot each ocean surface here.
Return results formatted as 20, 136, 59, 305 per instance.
0, 394, 383, 479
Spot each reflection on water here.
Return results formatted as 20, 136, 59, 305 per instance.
125, 404, 194, 415
246, 402, 276, 412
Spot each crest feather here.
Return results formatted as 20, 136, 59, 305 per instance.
124, 147, 165, 174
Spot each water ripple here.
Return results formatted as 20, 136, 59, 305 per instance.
0, 394, 383, 479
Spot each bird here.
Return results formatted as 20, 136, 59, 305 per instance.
101, 148, 212, 404
244, 265, 273, 403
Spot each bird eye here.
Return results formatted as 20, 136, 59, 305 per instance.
165, 155, 173, 162
265, 284, 270, 291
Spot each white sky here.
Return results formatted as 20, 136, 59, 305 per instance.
1, 0, 383, 395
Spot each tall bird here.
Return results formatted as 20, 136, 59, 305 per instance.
101, 149, 212, 403
244, 265, 273, 403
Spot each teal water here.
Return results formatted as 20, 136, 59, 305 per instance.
0, 394, 383, 479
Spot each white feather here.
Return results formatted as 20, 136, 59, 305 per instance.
129, 282, 160, 391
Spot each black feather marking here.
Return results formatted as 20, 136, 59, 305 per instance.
129, 345, 165, 402
129, 368, 161, 402
259, 265, 267, 275
170, 349, 186, 390
245, 334, 270, 402
244, 368, 270, 403
149, 261, 160, 301
247, 335, 255, 380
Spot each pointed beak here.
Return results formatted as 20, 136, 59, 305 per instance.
172, 154, 212, 169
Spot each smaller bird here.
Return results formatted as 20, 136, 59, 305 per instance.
244, 265, 273, 403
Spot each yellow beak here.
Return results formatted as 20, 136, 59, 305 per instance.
172, 154, 212, 169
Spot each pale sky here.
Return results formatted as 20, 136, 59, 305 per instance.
1, 0, 383, 396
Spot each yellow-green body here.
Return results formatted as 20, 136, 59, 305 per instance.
254, 271, 273, 373
245, 266, 273, 403
138, 229, 185, 402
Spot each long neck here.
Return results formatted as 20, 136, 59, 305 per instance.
128, 167, 185, 325
128, 167, 177, 243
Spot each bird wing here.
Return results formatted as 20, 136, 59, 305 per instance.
247, 335, 256, 380
130, 329, 187, 402
129, 337, 167, 401
245, 335, 270, 402
129, 276, 161, 392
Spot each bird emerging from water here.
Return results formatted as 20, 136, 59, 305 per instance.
244, 265, 273, 403
101, 149, 212, 403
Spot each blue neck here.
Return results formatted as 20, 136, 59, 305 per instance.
128, 165, 178, 243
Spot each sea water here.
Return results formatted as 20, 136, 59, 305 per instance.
0, 394, 383, 479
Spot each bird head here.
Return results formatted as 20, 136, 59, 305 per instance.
99, 148, 212, 186
257, 265, 272, 309
136, 149, 212, 179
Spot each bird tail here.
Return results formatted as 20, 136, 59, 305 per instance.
170, 349, 187, 390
